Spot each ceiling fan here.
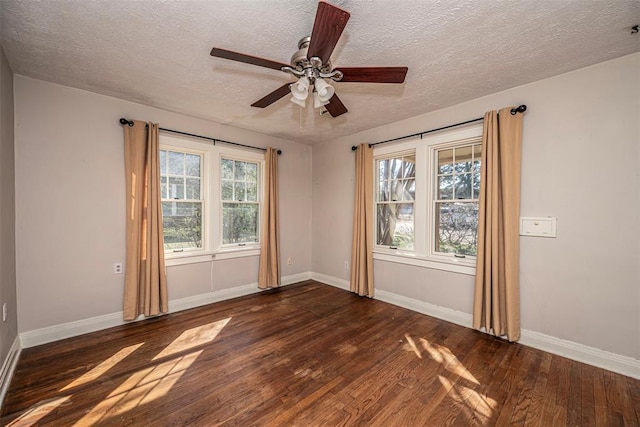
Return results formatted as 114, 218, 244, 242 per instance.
209, 1, 408, 118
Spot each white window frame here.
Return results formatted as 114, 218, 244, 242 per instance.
372, 123, 482, 275
216, 148, 264, 251
374, 149, 416, 251
159, 134, 265, 266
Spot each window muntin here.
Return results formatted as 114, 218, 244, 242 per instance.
160, 149, 204, 252
375, 153, 415, 250
434, 143, 481, 257
220, 158, 260, 246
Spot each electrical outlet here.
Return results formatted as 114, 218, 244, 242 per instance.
2, 303, 6, 322
344, 261, 350, 271
287, 257, 293, 265
114, 262, 123, 274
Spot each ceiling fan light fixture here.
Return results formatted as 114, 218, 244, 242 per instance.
290, 95, 306, 107
313, 91, 329, 109
314, 78, 334, 102
290, 76, 310, 100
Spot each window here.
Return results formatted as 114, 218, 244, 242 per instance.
434, 143, 481, 256
159, 134, 264, 261
375, 154, 415, 250
221, 158, 260, 245
160, 149, 203, 251
372, 124, 482, 274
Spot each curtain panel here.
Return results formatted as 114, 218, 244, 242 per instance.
123, 121, 168, 320
258, 147, 281, 288
350, 143, 374, 297
473, 107, 523, 341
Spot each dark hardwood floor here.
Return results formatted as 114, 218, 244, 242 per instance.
2, 281, 639, 426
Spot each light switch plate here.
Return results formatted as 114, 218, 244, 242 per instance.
520, 217, 557, 238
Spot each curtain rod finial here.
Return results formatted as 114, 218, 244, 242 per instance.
510, 105, 527, 115
119, 118, 134, 127
351, 145, 358, 151
277, 149, 282, 155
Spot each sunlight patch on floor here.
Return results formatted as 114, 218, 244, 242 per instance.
420, 338, 479, 385
73, 350, 202, 426
437, 375, 497, 424
153, 317, 231, 360
403, 333, 422, 358
61, 343, 144, 391
8, 396, 71, 426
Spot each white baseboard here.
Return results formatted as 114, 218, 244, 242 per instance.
310, 272, 350, 291
20, 272, 312, 349
0, 336, 21, 410
375, 288, 473, 329
313, 273, 640, 380
519, 329, 640, 380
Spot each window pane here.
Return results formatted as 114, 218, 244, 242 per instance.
438, 175, 453, 200
473, 172, 481, 199
234, 160, 246, 180
221, 159, 234, 180
221, 181, 233, 200
235, 182, 246, 201
222, 203, 258, 245
455, 173, 472, 199
390, 179, 402, 201
168, 151, 184, 175
435, 202, 478, 256
378, 180, 390, 202
185, 154, 201, 177
390, 158, 402, 178
161, 176, 167, 199
404, 179, 415, 201
403, 155, 416, 179
168, 177, 184, 199
378, 159, 390, 182
246, 182, 257, 202
186, 178, 200, 200
438, 149, 453, 174
376, 203, 414, 250
454, 146, 473, 173
246, 163, 257, 181
162, 201, 202, 250
160, 150, 167, 175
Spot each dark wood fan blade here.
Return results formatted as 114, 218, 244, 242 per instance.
336, 67, 408, 83
324, 93, 348, 117
307, 1, 350, 64
210, 47, 290, 71
251, 83, 292, 108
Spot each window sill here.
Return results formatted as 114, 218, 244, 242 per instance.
373, 251, 476, 276
165, 248, 260, 267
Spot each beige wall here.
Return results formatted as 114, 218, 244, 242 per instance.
0, 44, 17, 364
14, 76, 312, 332
312, 53, 640, 360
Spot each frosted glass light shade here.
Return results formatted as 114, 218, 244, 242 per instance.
314, 78, 334, 102
290, 76, 310, 100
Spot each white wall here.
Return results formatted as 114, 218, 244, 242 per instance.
312, 53, 640, 360
14, 76, 312, 333
0, 45, 18, 364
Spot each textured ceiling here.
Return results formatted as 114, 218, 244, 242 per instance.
1, 0, 638, 144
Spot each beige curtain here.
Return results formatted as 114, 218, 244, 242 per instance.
123, 121, 168, 320
473, 107, 523, 341
350, 143, 374, 297
258, 147, 281, 289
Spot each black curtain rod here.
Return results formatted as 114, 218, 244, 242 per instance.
351, 104, 527, 151
119, 118, 282, 155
